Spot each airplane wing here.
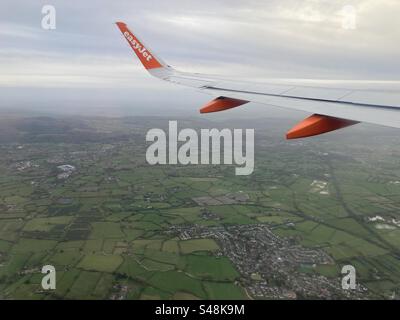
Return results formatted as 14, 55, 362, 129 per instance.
116, 22, 400, 139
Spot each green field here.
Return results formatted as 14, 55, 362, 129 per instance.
1, 115, 400, 299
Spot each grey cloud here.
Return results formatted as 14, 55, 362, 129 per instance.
0, 0, 399, 115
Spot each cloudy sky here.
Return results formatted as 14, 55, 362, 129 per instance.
0, 0, 399, 116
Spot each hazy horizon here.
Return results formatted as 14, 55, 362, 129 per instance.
1, 0, 399, 117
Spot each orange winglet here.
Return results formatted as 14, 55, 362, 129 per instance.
286, 114, 359, 139
116, 22, 163, 70
200, 97, 248, 114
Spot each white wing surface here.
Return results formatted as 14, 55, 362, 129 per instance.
116, 22, 400, 139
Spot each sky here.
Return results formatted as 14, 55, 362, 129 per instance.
0, 0, 399, 117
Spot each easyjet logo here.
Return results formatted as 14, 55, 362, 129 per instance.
123, 31, 153, 62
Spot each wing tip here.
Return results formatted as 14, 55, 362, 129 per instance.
115, 22, 164, 70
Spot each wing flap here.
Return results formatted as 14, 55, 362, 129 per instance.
286, 114, 358, 139
200, 97, 249, 114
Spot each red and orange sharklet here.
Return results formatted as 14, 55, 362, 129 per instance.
286, 114, 359, 139
200, 97, 249, 114
116, 22, 163, 70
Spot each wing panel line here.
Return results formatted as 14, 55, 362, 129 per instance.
203, 86, 400, 110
